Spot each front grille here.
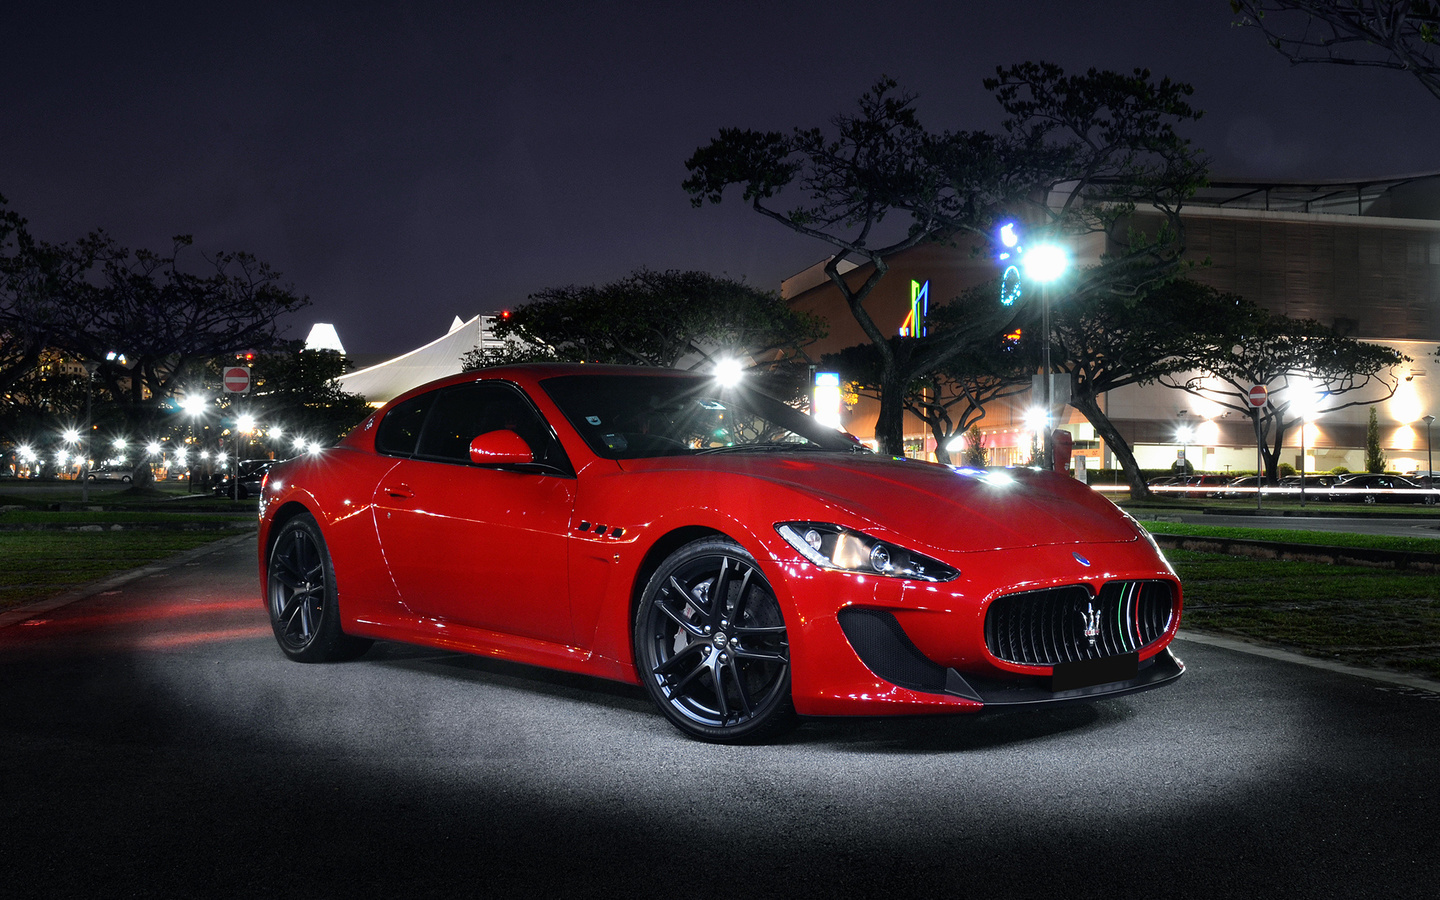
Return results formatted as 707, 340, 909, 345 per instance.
984, 581, 1175, 667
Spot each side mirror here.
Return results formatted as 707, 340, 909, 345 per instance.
468, 429, 534, 466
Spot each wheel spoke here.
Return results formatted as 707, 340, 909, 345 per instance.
271, 568, 304, 591
730, 565, 754, 615
654, 641, 702, 675
297, 591, 316, 637
726, 657, 754, 718
278, 593, 307, 632
731, 646, 787, 664
672, 660, 712, 696
710, 662, 730, 720
654, 594, 706, 638
732, 623, 786, 636
712, 559, 733, 615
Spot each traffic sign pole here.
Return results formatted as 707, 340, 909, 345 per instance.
1249, 384, 1268, 510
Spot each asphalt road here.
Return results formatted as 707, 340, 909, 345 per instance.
2, 535, 1438, 898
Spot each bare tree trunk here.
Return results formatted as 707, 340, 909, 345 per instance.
1070, 391, 1151, 499
874, 369, 908, 456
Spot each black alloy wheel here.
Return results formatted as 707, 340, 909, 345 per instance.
265, 513, 372, 663
635, 538, 794, 743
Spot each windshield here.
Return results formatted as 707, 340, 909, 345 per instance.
540, 373, 865, 460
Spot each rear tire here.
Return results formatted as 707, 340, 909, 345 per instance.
266, 513, 372, 663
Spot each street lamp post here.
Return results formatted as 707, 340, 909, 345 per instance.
1022, 243, 1069, 469
79, 360, 100, 502
181, 395, 207, 493
1176, 424, 1193, 481
1425, 415, 1435, 493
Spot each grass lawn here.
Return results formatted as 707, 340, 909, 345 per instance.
1142, 520, 1440, 555
0, 530, 238, 609
1170, 547, 1440, 679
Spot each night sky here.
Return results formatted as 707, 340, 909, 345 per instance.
4, 1, 1438, 356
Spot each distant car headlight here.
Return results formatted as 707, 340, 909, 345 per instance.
776, 522, 958, 582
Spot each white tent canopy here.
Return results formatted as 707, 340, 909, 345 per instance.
338, 315, 483, 404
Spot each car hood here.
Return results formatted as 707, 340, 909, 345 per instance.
616, 453, 1140, 554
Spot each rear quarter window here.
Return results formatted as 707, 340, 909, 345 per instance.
374, 393, 433, 456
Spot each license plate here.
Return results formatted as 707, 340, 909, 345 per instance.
1051, 652, 1139, 692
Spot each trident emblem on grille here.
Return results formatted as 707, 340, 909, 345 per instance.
1080, 603, 1101, 648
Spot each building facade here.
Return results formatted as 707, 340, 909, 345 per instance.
782, 173, 1440, 475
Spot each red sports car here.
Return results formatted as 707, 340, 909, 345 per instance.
258, 364, 1183, 742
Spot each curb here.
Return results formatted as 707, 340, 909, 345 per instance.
0, 531, 257, 628
1175, 630, 1440, 694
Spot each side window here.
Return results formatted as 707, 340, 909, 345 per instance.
415, 384, 495, 462
413, 381, 573, 474
374, 393, 434, 457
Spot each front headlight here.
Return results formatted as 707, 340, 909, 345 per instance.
775, 522, 958, 582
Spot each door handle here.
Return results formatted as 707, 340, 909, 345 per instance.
382, 483, 414, 500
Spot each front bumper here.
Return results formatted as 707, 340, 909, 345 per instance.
834, 604, 1183, 707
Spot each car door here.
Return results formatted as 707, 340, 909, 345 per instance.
372, 380, 577, 645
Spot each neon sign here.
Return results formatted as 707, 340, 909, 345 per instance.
899, 279, 929, 337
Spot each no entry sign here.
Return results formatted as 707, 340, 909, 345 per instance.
1247, 384, 1268, 408
223, 366, 251, 394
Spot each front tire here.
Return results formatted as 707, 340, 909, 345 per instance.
266, 513, 372, 663
634, 538, 795, 743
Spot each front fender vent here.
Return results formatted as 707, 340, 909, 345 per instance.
985, 580, 1176, 667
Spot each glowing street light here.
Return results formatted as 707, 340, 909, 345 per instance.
181, 394, 208, 493
1022, 243, 1070, 283
713, 357, 745, 388
1176, 424, 1194, 476
181, 394, 208, 417
996, 222, 1070, 469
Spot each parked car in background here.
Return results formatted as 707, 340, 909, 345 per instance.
1277, 474, 1341, 493
214, 460, 274, 499
1183, 474, 1233, 497
1327, 473, 1439, 505
1220, 475, 1265, 498
1324, 469, 1440, 506
86, 464, 133, 483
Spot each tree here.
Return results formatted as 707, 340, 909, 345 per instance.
1160, 311, 1405, 483
65, 235, 309, 487
1366, 406, 1388, 472
824, 284, 1038, 464
461, 268, 824, 371
683, 64, 1207, 455
0, 195, 95, 397
959, 423, 990, 467
1231, 1, 1440, 101
1052, 279, 1263, 498
248, 344, 373, 447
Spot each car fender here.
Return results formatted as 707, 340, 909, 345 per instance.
259, 449, 407, 630
570, 467, 856, 683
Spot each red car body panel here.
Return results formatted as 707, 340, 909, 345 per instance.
258, 363, 1183, 718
